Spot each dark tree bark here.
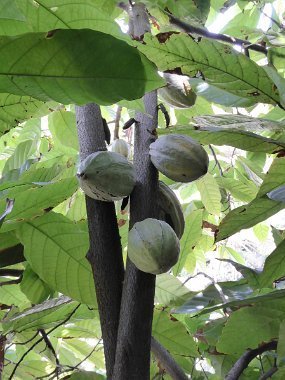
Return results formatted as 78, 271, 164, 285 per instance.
113, 90, 159, 380
75, 104, 124, 378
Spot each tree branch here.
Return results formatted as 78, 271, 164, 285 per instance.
226, 341, 278, 380
75, 104, 124, 379
165, 11, 268, 55
39, 329, 60, 379
0, 269, 23, 277
151, 337, 189, 380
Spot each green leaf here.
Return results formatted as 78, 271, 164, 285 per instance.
258, 157, 285, 197
20, 264, 53, 304
217, 158, 285, 241
155, 274, 193, 306
193, 114, 285, 132
0, 284, 29, 308
48, 110, 79, 154
152, 309, 198, 357
216, 177, 258, 203
2, 140, 38, 175
1, 0, 122, 38
0, 29, 164, 106
17, 212, 96, 305
277, 320, 285, 365
259, 239, 285, 288
173, 209, 203, 275
217, 259, 261, 288
268, 185, 285, 203
0, 94, 46, 136
2, 295, 84, 333
253, 223, 270, 242
216, 197, 284, 241
217, 306, 281, 355
159, 126, 285, 153
196, 173, 221, 215
139, 33, 280, 105
0, 199, 14, 229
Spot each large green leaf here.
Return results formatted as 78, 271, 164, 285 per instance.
152, 309, 198, 357
138, 33, 280, 105
1, 0, 121, 37
0, 176, 78, 232
2, 296, 96, 333
193, 115, 285, 132
216, 197, 284, 241
0, 29, 164, 106
217, 306, 281, 355
17, 212, 96, 305
259, 239, 285, 287
158, 126, 285, 153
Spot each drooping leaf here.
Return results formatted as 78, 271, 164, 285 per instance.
138, 33, 280, 105
0, 29, 164, 106
259, 239, 285, 288
158, 126, 285, 153
193, 114, 285, 132
2, 295, 86, 333
216, 197, 284, 241
17, 212, 96, 305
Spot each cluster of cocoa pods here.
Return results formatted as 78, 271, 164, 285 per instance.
77, 74, 209, 275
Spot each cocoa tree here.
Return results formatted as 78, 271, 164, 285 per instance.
0, 1, 285, 379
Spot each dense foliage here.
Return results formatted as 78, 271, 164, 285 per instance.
0, 0, 285, 379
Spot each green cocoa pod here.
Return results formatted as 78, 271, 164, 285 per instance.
111, 138, 130, 158
158, 181, 185, 239
158, 73, 197, 109
128, 218, 180, 275
77, 151, 135, 202
150, 134, 209, 183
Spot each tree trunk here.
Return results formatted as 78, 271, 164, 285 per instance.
75, 104, 124, 378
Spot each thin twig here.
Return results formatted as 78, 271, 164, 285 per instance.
39, 329, 60, 379
226, 341, 278, 380
209, 145, 224, 177
259, 7, 284, 30
114, 106, 122, 140
8, 305, 80, 380
0, 269, 23, 277
165, 11, 268, 55
259, 366, 278, 380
